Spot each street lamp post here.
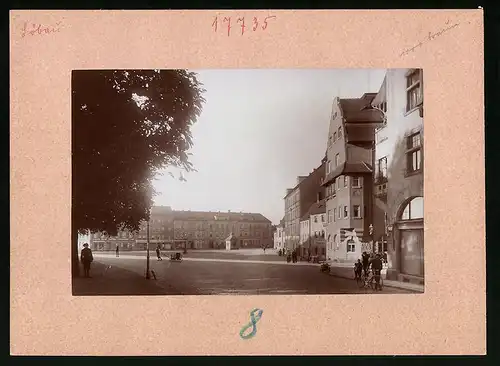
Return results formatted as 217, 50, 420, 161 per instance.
146, 219, 150, 279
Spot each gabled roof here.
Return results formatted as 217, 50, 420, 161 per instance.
322, 162, 373, 186
172, 210, 271, 223
338, 94, 384, 123
300, 199, 327, 221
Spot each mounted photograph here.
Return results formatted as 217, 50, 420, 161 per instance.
72, 68, 424, 296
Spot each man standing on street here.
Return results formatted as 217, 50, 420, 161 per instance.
362, 251, 370, 276
81, 243, 94, 278
371, 253, 383, 290
156, 245, 163, 261
116, 244, 119, 257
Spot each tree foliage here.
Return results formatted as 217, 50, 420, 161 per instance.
72, 69, 206, 237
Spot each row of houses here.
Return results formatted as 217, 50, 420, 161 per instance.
274, 69, 424, 285
89, 206, 273, 251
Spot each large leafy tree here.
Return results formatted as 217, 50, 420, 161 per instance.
72, 69, 205, 277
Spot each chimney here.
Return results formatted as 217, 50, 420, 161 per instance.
296, 176, 307, 185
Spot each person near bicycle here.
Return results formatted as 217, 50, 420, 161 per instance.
354, 259, 363, 280
371, 253, 383, 289
361, 251, 370, 276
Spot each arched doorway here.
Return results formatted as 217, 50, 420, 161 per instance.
396, 196, 424, 278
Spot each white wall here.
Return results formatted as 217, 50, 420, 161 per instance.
310, 213, 326, 237
274, 226, 285, 249
300, 220, 309, 244
375, 69, 423, 173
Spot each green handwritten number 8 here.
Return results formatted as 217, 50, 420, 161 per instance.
240, 308, 263, 339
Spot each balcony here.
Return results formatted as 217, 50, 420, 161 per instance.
374, 174, 388, 185
374, 182, 388, 200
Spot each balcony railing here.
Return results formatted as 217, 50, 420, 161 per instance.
374, 174, 388, 185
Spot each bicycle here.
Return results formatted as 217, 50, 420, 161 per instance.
358, 269, 383, 291
370, 270, 383, 291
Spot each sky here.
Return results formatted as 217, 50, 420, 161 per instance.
153, 69, 387, 225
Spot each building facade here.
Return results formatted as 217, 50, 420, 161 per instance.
89, 207, 272, 251
322, 94, 384, 262
273, 218, 285, 250
284, 161, 326, 251
299, 199, 327, 259
172, 210, 273, 249
372, 68, 424, 285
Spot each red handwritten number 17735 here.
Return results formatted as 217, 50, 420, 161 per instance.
212, 16, 276, 36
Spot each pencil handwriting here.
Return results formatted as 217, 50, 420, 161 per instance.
400, 20, 461, 57
21, 21, 62, 38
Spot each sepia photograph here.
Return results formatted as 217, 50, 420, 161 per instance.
72, 68, 424, 296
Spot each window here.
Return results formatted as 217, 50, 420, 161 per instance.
353, 205, 361, 218
328, 210, 333, 223
327, 160, 331, 174
314, 216, 318, 223
329, 135, 333, 146
406, 69, 423, 112
400, 196, 424, 220
378, 156, 388, 178
352, 176, 361, 188
344, 176, 348, 187
338, 127, 342, 138
333, 208, 337, 221
343, 205, 348, 218
406, 132, 422, 173
338, 206, 341, 219
333, 132, 337, 141
335, 153, 340, 167
337, 176, 341, 189
321, 215, 325, 222
347, 240, 355, 252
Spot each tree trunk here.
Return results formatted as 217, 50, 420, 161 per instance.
72, 227, 80, 278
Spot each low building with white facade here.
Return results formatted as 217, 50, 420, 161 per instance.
273, 218, 285, 250
298, 199, 327, 259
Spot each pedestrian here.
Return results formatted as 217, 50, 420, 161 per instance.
383, 251, 388, 264
354, 259, 363, 280
371, 254, 383, 290
361, 251, 370, 276
156, 246, 163, 261
116, 244, 119, 257
80, 243, 94, 278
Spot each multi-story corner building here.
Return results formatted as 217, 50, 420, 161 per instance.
89, 206, 272, 251
283, 160, 326, 251
173, 210, 273, 249
322, 94, 385, 262
299, 199, 327, 259
371, 69, 424, 285
273, 217, 285, 250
